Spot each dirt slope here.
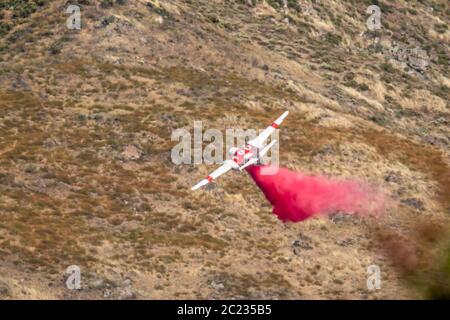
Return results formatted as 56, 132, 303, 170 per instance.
0, 0, 449, 299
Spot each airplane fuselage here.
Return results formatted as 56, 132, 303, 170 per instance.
229, 145, 256, 168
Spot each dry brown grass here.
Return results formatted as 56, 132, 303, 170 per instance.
0, 0, 448, 299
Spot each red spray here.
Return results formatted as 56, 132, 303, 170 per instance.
246, 165, 384, 222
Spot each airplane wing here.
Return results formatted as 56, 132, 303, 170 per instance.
239, 157, 259, 171
191, 160, 237, 190
248, 111, 288, 149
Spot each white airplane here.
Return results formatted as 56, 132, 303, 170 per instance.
191, 111, 289, 190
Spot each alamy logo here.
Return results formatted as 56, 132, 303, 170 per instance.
66, 5, 81, 30
366, 5, 382, 31
65, 265, 81, 290
366, 264, 381, 290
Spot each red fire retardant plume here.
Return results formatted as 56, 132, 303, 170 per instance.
246, 165, 384, 222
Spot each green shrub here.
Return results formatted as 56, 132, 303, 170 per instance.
381, 62, 395, 73
324, 32, 342, 46
49, 39, 63, 55
0, 22, 11, 37
100, 0, 114, 8
434, 23, 448, 34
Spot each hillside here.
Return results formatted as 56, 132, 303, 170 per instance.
0, 0, 449, 299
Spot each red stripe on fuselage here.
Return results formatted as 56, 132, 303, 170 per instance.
271, 122, 279, 129
207, 176, 213, 182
